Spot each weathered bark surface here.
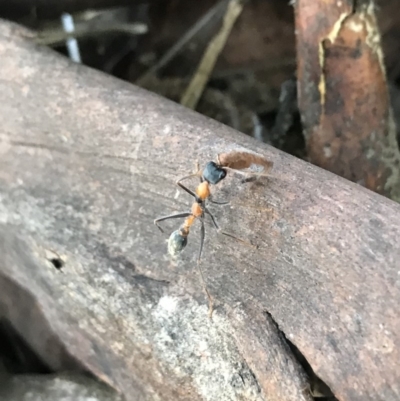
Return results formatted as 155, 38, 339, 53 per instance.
0, 373, 125, 401
0, 19, 400, 401
295, 0, 400, 200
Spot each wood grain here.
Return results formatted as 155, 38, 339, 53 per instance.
0, 19, 400, 401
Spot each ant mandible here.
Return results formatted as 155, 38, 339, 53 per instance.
154, 151, 273, 317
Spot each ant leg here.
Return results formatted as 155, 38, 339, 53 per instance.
154, 212, 191, 233
175, 173, 203, 202
177, 172, 201, 185
198, 217, 214, 318
198, 217, 205, 263
204, 208, 256, 249
204, 208, 221, 230
194, 161, 205, 183
223, 166, 269, 180
176, 162, 201, 184
176, 181, 199, 200
176, 161, 203, 197
189, 159, 201, 174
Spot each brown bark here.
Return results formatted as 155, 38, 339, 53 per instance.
295, 0, 400, 200
1, 19, 400, 401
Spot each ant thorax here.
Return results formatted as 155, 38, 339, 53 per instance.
202, 161, 227, 185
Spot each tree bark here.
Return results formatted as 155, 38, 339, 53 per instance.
1, 19, 400, 401
295, 0, 400, 201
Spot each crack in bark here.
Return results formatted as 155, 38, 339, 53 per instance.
9, 140, 139, 162
263, 310, 338, 401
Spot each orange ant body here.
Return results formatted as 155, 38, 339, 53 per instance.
167, 180, 211, 256
154, 151, 273, 316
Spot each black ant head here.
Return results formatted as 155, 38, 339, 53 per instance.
168, 230, 188, 256
202, 161, 227, 185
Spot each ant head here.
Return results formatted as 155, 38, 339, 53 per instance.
168, 230, 188, 256
202, 161, 227, 185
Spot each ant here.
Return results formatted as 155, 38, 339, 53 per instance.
154, 151, 273, 317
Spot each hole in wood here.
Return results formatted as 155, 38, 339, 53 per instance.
49, 257, 64, 270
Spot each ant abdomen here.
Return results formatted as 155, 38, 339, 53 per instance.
168, 230, 188, 256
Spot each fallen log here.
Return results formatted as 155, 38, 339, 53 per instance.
0, 19, 400, 401
295, 0, 400, 200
